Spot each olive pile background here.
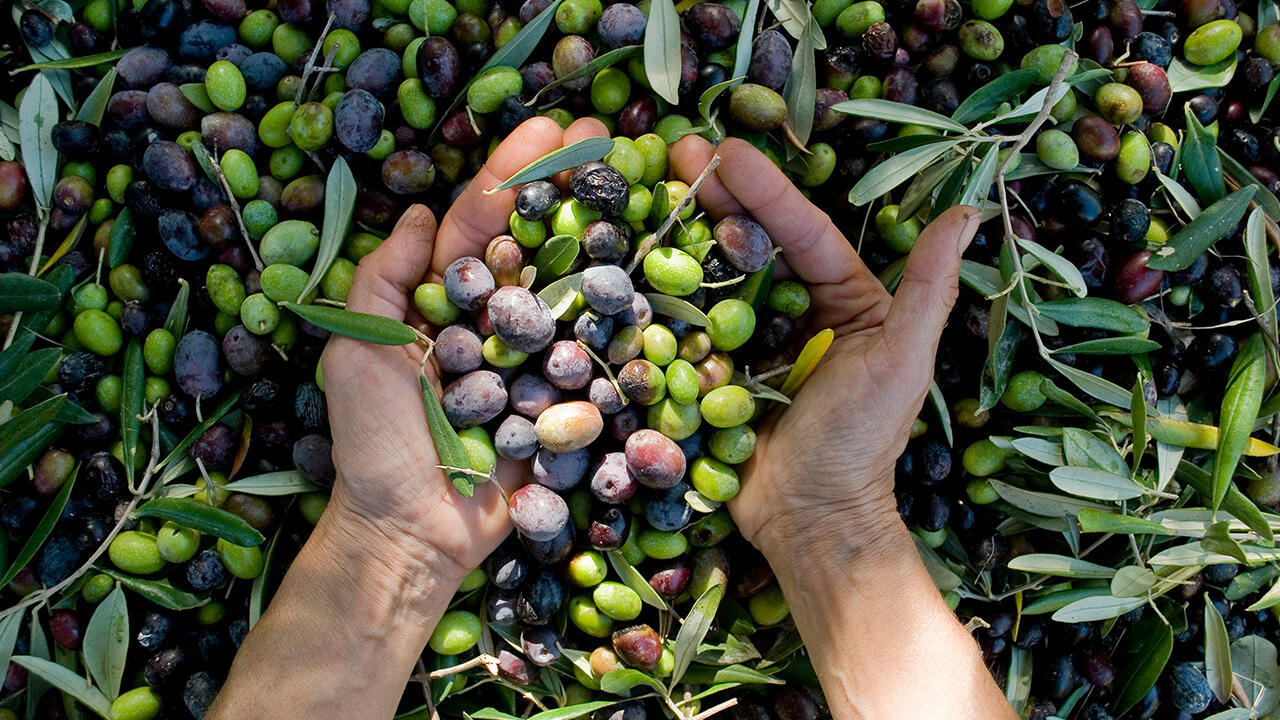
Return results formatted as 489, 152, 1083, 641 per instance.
0, 0, 1279, 716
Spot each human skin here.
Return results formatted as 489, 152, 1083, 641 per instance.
207, 118, 1016, 720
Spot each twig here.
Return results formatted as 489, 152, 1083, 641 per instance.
294, 12, 338, 107
205, 146, 265, 271
689, 698, 740, 720
626, 156, 722, 274
408, 654, 501, 682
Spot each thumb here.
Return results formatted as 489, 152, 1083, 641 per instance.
883, 205, 982, 370
345, 204, 437, 321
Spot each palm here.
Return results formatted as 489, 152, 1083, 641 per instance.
667, 137, 980, 551
321, 118, 603, 572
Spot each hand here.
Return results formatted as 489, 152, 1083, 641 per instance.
320, 117, 608, 579
669, 137, 982, 566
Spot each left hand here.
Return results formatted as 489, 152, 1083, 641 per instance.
319, 117, 610, 579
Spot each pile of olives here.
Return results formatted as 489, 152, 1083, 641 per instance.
1, 0, 1280, 715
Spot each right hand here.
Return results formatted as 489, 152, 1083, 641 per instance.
668, 136, 982, 567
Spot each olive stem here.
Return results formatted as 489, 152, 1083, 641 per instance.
688, 697, 740, 720
409, 654, 500, 681
294, 12, 338, 108
204, 145, 266, 272
627, 155, 723, 274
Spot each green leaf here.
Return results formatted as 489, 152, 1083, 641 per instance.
1252, 75, 1280, 124
419, 370, 477, 497
1219, 147, 1280, 219
529, 46, 643, 106
179, 83, 215, 113
696, 76, 739, 139
1047, 358, 1133, 406
189, 140, 220, 186
96, 567, 204, 610
11, 656, 112, 719
156, 391, 240, 471
486, 137, 616, 194
74, 67, 116, 126
952, 68, 1039, 124
762, 0, 826, 49
0, 395, 66, 489
539, 272, 584, 319
1154, 169, 1201, 218
15, 47, 129, 72
1040, 377, 1102, 422
606, 551, 667, 610
164, 278, 190, 339
0, 462, 74, 588
533, 233, 581, 282
1179, 103, 1227, 204
135, 498, 265, 546
1051, 595, 1145, 622
1049, 466, 1145, 501
1006, 553, 1115, 579
1149, 540, 1280, 566
1231, 635, 1280, 716
830, 99, 967, 133
1052, 337, 1160, 356
1062, 428, 1128, 475
299, 157, 356, 302
1077, 508, 1172, 535
645, 293, 710, 326
956, 144, 999, 209
107, 207, 135, 269
848, 141, 956, 206
779, 328, 833, 397
0, 610, 23, 688
82, 586, 128, 700
980, 316, 1022, 413
283, 303, 416, 345
249, 527, 281, 629
1248, 574, 1280, 611
782, 12, 817, 149
528, 702, 619, 720
1204, 596, 1233, 703
1132, 378, 1148, 473
1167, 55, 1237, 93
927, 380, 952, 447
1004, 647, 1032, 716
1148, 186, 1257, 272
222, 470, 321, 496
1017, 238, 1086, 297
1213, 333, 1267, 509
18, 73, 59, 209
1004, 154, 1101, 181
866, 134, 955, 154
0, 273, 59, 312
0, 347, 59, 405
643, 0, 681, 104
1112, 614, 1174, 714
120, 339, 143, 489
1111, 566, 1159, 596
1177, 461, 1274, 544
731, 0, 762, 82
989, 479, 1110, 517
669, 583, 724, 690
1022, 587, 1111, 615
600, 668, 666, 695
1009, 437, 1064, 465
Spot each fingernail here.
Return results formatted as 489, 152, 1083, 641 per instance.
957, 205, 982, 255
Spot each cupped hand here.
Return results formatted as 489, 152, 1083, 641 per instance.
669, 136, 981, 561
320, 117, 610, 579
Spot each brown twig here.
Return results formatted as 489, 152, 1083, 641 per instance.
626, 155, 723, 274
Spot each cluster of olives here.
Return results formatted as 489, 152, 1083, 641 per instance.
409, 157, 810, 681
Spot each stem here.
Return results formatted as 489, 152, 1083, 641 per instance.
294, 12, 338, 107
626, 155, 722, 274
205, 148, 265, 271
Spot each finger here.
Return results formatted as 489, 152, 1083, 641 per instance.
345, 204, 437, 321
434, 117, 564, 274
669, 135, 745, 217
884, 204, 981, 367
555, 117, 611, 189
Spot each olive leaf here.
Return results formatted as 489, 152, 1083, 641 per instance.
107, 207, 136, 268
135, 498, 266, 546
1111, 566, 1158, 597
1022, 587, 1110, 615
538, 272, 584, 319
1016, 238, 1086, 297
1154, 170, 1201, 219
533, 234, 581, 282
1111, 614, 1174, 715
1004, 154, 1101, 181
1006, 553, 1115, 579
298, 157, 356, 302
1203, 521, 1249, 563
157, 391, 241, 471
643, 0, 681, 105
1061, 428, 1128, 475
1178, 104, 1227, 204
1231, 636, 1280, 716
979, 319, 1022, 412
282, 303, 417, 345
763, 0, 826, 49
180, 83, 216, 113
10, 656, 112, 719
96, 567, 205, 610
1244, 208, 1277, 342
1177, 461, 1274, 544
14, 47, 130, 72
669, 583, 725, 690
1218, 148, 1280, 219
0, 273, 60, 312
1009, 437, 1064, 465
189, 139, 221, 186
1005, 647, 1032, 716
221, 470, 321, 496
164, 278, 190, 339
83, 586, 129, 701
696, 77, 739, 140
18, 72, 59, 212
951, 68, 1039, 124
419, 369, 477, 497
11, 7, 75, 107
1131, 378, 1148, 473
0, 338, 51, 405
869, 134, 956, 155
486, 137, 616, 194
0, 394, 66, 489
1050, 337, 1161, 356
848, 141, 956, 206
830, 99, 967, 133
1048, 358, 1132, 407
0, 461, 75, 587
606, 551, 668, 610
526, 46, 643, 106
782, 12, 817, 150
1167, 56, 1237, 93
36, 212, 89, 277
1050, 595, 1145, 623
957, 143, 999, 209
249, 528, 282, 628
731, 0, 762, 82
1251, 75, 1280, 124
645, 293, 711, 326
483, 0, 564, 72
779, 328, 833, 396
0, 610, 23, 688
74, 67, 116, 126
989, 479, 1110, 517
927, 381, 953, 447
1204, 596, 1233, 703
1212, 333, 1267, 509
525, 702, 620, 720
120, 339, 144, 489
1040, 377, 1101, 422
600, 668, 667, 695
